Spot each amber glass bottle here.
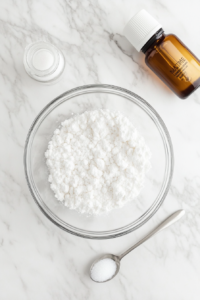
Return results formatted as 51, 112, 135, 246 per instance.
124, 10, 200, 99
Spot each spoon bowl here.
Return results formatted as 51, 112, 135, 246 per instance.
90, 254, 120, 283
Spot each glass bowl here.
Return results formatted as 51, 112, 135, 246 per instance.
24, 84, 174, 239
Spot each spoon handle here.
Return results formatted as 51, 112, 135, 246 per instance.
119, 209, 185, 260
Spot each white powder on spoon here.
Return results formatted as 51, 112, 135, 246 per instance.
90, 258, 117, 282
45, 109, 151, 215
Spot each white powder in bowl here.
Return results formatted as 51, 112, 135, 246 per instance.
90, 258, 117, 282
45, 109, 151, 215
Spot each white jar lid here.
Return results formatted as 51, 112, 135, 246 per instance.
123, 9, 162, 52
23, 41, 65, 82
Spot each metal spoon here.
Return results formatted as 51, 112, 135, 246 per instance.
90, 209, 185, 283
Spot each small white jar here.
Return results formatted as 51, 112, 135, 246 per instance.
23, 41, 65, 83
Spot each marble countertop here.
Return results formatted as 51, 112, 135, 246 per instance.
1, 0, 200, 299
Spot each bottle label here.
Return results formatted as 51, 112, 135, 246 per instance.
170, 57, 190, 81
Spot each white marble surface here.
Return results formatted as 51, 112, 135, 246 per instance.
1, 0, 200, 299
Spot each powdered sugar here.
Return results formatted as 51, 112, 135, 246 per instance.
45, 109, 151, 215
90, 258, 117, 282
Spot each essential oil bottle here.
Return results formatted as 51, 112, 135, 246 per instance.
124, 9, 200, 99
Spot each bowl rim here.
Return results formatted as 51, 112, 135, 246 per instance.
24, 84, 174, 239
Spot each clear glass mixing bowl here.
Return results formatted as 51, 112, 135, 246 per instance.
24, 84, 174, 239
